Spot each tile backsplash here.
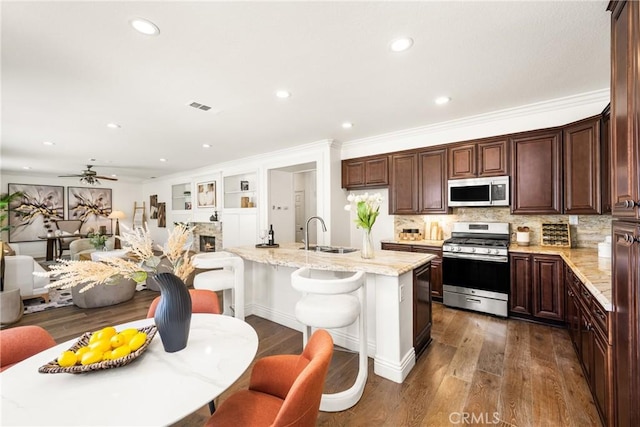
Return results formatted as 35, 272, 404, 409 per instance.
395, 208, 612, 249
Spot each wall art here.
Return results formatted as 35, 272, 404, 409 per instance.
8, 183, 64, 242
157, 202, 166, 228
67, 187, 112, 234
196, 181, 216, 208
150, 194, 158, 219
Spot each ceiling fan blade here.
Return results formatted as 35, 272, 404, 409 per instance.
94, 175, 118, 181
58, 174, 83, 177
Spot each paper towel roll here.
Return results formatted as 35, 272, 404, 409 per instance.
598, 242, 611, 258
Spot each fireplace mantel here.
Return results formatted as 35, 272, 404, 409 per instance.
190, 222, 222, 252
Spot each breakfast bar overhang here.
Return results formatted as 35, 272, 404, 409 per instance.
227, 243, 434, 383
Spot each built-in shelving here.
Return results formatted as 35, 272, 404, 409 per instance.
223, 173, 257, 209
172, 183, 192, 211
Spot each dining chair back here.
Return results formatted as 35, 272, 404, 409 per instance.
205, 329, 334, 427
0, 325, 56, 372
55, 220, 83, 258
146, 289, 221, 318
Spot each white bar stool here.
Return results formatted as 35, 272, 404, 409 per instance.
291, 267, 367, 412
192, 252, 245, 320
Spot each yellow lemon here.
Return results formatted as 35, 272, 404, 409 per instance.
102, 350, 113, 361
89, 339, 112, 353
128, 332, 147, 351
80, 349, 103, 365
96, 326, 117, 341
110, 345, 132, 360
57, 351, 77, 367
75, 346, 90, 359
119, 328, 139, 338
110, 333, 127, 349
89, 332, 100, 344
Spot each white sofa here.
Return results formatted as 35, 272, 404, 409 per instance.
3, 255, 50, 302
69, 238, 115, 261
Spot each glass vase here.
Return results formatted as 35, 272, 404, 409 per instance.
361, 229, 374, 259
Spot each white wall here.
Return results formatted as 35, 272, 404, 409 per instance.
0, 172, 142, 258
269, 170, 295, 243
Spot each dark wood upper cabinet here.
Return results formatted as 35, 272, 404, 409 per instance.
531, 254, 564, 321
601, 104, 612, 214
418, 148, 449, 214
448, 143, 476, 179
342, 155, 389, 190
510, 130, 562, 214
563, 116, 602, 214
448, 138, 508, 179
389, 153, 418, 214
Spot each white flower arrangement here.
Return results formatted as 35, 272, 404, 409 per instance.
344, 192, 383, 231
37, 223, 195, 293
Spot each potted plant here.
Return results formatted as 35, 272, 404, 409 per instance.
0, 192, 23, 291
87, 232, 108, 250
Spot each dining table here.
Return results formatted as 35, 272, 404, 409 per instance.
0, 314, 259, 426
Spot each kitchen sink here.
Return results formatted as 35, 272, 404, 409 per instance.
299, 246, 358, 254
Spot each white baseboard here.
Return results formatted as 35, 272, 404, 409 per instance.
374, 347, 416, 384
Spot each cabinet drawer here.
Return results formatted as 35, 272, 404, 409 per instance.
381, 242, 413, 252
591, 300, 611, 345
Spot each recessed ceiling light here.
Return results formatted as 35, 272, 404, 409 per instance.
159, 158, 167, 162
89, 158, 96, 162
111, 174, 117, 178
106, 123, 121, 129
130, 18, 160, 36
390, 37, 413, 52
342, 122, 354, 129
435, 96, 451, 105
275, 90, 291, 99
202, 144, 211, 148
43, 141, 55, 146
23, 166, 31, 170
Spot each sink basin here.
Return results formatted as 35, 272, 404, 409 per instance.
299, 246, 358, 254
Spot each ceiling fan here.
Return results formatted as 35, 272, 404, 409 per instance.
58, 165, 118, 185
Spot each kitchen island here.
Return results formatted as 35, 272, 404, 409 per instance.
226, 243, 434, 383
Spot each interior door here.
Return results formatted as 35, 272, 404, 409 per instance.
295, 190, 305, 243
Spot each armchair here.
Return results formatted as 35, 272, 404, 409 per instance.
205, 329, 333, 427
69, 237, 115, 260
55, 220, 82, 258
3, 255, 50, 303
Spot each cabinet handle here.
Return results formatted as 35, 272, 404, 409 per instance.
623, 199, 638, 209
594, 309, 606, 321
581, 290, 590, 298
465, 298, 482, 304
623, 233, 639, 244
568, 290, 574, 297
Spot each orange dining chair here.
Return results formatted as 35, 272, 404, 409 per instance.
205, 329, 334, 427
0, 325, 57, 372
146, 289, 221, 318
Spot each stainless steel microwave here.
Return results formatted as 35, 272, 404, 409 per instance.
447, 176, 509, 207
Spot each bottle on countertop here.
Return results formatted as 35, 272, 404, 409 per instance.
268, 224, 275, 246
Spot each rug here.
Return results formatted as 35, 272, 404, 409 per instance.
22, 282, 149, 315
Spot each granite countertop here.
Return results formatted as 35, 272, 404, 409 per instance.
380, 239, 445, 248
226, 242, 434, 277
509, 245, 612, 311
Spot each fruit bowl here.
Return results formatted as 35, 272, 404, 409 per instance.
38, 325, 157, 374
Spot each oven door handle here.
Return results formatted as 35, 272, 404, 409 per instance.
443, 252, 509, 263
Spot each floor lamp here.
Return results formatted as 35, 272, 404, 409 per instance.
108, 210, 126, 250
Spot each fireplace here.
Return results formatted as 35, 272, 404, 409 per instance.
199, 235, 216, 252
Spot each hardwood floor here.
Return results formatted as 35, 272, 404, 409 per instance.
5, 291, 602, 426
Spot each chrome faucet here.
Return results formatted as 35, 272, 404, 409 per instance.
305, 216, 327, 251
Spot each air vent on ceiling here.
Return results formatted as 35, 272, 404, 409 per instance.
188, 101, 212, 111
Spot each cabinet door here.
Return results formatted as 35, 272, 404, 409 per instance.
567, 282, 581, 353
592, 329, 611, 426
610, 1, 639, 220
342, 159, 365, 188
563, 117, 602, 214
418, 148, 448, 214
413, 263, 432, 358
612, 220, 640, 426
510, 130, 562, 214
412, 246, 443, 299
448, 143, 476, 179
365, 157, 389, 187
509, 253, 532, 315
532, 255, 564, 321
580, 301, 593, 380
478, 138, 508, 177
390, 153, 418, 214
342, 156, 389, 189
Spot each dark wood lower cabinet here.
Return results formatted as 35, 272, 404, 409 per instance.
382, 242, 443, 301
509, 253, 532, 316
531, 255, 564, 321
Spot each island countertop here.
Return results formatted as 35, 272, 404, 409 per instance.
226, 242, 434, 276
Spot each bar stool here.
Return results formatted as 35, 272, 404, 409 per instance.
192, 252, 245, 320
291, 267, 367, 412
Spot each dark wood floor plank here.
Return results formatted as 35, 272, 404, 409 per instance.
464, 370, 502, 427
531, 356, 572, 426
499, 320, 533, 427
419, 375, 471, 426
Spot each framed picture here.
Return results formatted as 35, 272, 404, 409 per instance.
8, 183, 64, 242
157, 202, 166, 228
185, 201, 192, 210
68, 187, 112, 234
240, 180, 249, 191
196, 181, 216, 208
150, 194, 158, 219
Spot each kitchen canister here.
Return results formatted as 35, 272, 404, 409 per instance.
598, 236, 612, 258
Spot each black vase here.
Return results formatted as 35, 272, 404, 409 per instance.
152, 272, 192, 352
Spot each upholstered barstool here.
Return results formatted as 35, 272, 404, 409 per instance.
191, 251, 245, 320
291, 267, 367, 412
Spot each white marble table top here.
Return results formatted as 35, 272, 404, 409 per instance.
1, 314, 258, 426
226, 242, 434, 276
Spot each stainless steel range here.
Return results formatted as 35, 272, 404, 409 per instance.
442, 222, 510, 317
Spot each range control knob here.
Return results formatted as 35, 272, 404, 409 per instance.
469, 247, 475, 253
